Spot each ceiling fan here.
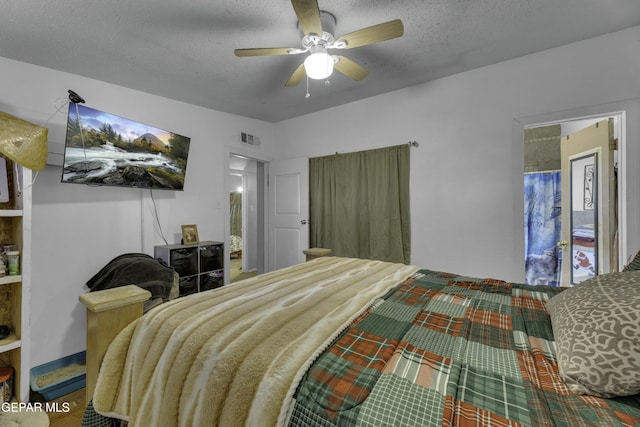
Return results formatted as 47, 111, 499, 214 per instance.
234, 0, 404, 87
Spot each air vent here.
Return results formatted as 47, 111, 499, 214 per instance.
240, 132, 260, 146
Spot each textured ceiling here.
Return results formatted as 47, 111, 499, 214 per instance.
2, 0, 640, 122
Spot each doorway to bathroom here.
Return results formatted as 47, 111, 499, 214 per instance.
524, 113, 622, 287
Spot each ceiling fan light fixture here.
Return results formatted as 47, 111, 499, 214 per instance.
234, 1, 404, 87
304, 46, 334, 80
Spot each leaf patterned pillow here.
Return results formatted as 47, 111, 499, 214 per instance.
623, 250, 640, 272
546, 271, 640, 397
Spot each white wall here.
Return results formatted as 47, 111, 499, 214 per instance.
244, 165, 259, 271
275, 25, 640, 282
0, 57, 278, 367
2, 24, 640, 368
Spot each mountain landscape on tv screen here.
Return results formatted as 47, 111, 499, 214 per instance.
62, 105, 190, 190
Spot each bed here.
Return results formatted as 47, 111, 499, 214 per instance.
80, 256, 640, 426
230, 234, 242, 258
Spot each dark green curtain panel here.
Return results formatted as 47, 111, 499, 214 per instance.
309, 144, 411, 264
230, 192, 242, 237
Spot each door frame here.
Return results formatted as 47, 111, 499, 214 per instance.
513, 99, 640, 281
224, 146, 272, 284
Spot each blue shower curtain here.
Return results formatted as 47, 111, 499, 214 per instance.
524, 171, 562, 286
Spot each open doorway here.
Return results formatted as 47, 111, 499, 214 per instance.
524, 114, 621, 286
229, 155, 259, 282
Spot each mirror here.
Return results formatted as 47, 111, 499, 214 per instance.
570, 152, 597, 284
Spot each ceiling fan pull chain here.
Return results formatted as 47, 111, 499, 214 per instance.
324, 57, 331, 86
305, 75, 311, 98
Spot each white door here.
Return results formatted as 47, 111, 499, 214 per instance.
267, 157, 309, 272
559, 119, 615, 285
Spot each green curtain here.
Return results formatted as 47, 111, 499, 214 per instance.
230, 192, 242, 237
309, 144, 411, 264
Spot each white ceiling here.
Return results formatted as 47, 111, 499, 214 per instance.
2, 1, 640, 123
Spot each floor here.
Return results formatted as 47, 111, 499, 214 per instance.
30, 387, 86, 426
229, 256, 257, 282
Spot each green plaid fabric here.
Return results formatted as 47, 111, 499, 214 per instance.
455, 364, 529, 421
81, 400, 127, 427
288, 269, 640, 426
357, 375, 445, 427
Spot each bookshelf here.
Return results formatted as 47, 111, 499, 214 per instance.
0, 157, 31, 402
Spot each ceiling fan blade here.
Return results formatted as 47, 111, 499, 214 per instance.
291, 0, 323, 36
285, 63, 306, 87
333, 56, 369, 81
336, 19, 404, 49
234, 47, 300, 57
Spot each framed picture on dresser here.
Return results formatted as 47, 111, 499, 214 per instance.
181, 224, 199, 244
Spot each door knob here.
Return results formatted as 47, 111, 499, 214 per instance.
300, 219, 309, 225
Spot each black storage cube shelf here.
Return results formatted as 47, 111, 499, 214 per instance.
154, 241, 224, 296
200, 244, 223, 271
170, 247, 199, 277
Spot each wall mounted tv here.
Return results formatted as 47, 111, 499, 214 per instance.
61, 104, 191, 190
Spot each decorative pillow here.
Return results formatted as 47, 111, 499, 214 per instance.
546, 271, 640, 397
623, 250, 640, 272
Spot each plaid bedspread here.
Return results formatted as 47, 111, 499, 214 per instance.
287, 269, 640, 426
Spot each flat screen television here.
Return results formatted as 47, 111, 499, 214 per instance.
61, 104, 191, 190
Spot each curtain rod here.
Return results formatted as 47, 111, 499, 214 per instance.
332, 141, 419, 156
524, 169, 561, 174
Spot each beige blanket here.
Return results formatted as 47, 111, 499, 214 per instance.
93, 257, 418, 426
